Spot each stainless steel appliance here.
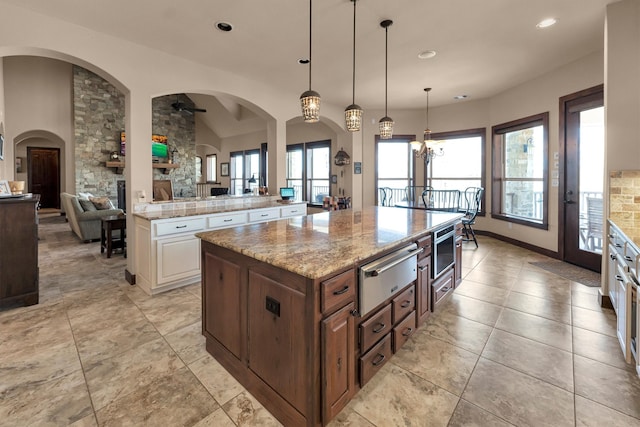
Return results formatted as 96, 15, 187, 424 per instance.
433, 224, 455, 279
358, 243, 419, 316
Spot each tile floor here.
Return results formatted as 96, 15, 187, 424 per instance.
1, 216, 639, 426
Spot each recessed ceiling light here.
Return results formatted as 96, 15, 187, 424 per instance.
298, 58, 310, 64
418, 50, 437, 60
536, 18, 557, 29
454, 95, 468, 100
215, 21, 234, 32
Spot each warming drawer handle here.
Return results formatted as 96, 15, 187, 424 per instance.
372, 353, 386, 366
368, 249, 420, 277
402, 327, 414, 337
333, 285, 350, 296
372, 323, 386, 333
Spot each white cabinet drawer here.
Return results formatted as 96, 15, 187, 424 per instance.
248, 208, 280, 223
280, 205, 306, 218
154, 217, 206, 237
208, 212, 248, 229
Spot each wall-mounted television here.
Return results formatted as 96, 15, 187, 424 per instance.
151, 134, 168, 161
280, 187, 295, 201
120, 131, 126, 156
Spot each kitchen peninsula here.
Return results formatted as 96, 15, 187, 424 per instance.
197, 207, 463, 426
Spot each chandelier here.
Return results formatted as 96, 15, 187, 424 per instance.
411, 88, 445, 161
378, 19, 393, 139
300, 0, 321, 123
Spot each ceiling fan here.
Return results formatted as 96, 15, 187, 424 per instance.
171, 99, 207, 114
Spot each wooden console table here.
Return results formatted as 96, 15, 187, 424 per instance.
101, 215, 126, 258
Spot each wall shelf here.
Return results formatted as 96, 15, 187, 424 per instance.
105, 161, 180, 175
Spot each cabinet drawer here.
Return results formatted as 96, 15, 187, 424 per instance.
154, 217, 206, 237
393, 311, 416, 353
360, 304, 392, 353
432, 269, 454, 309
321, 270, 355, 315
624, 243, 640, 275
248, 208, 280, 223
392, 285, 415, 324
208, 212, 247, 229
359, 333, 391, 387
416, 235, 432, 259
280, 205, 306, 218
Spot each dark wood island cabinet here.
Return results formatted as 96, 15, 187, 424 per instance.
0, 195, 39, 307
198, 207, 462, 426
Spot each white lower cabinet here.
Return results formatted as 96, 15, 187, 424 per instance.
135, 203, 307, 295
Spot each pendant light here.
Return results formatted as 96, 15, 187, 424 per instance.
300, 0, 321, 123
344, 0, 362, 132
379, 19, 394, 139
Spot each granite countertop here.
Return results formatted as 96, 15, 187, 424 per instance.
133, 199, 306, 221
196, 206, 463, 279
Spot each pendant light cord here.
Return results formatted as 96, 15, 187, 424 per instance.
352, 0, 356, 104
384, 24, 388, 116
308, 0, 313, 91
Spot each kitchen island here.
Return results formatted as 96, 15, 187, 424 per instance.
197, 207, 463, 426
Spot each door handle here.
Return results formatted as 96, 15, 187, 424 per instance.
563, 190, 575, 204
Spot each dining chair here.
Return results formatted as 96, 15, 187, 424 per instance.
405, 185, 432, 204
461, 187, 484, 248
378, 187, 393, 206
585, 196, 603, 251
421, 189, 461, 212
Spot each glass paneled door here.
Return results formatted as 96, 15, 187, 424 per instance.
561, 86, 604, 272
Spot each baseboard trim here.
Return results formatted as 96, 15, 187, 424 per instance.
125, 269, 136, 285
476, 230, 559, 259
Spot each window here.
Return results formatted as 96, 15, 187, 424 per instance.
430, 128, 485, 212
230, 150, 260, 195
286, 140, 330, 203
375, 135, 415, 206
492, 112, 548, 228
205, 154, 216, 182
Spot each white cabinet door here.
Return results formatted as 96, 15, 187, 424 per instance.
156, 234, 201, 285
616, 263, 632, 363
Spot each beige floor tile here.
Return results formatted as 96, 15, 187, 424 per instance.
510, 278, 572, 304
573, 289, 609, 310
222, 391, 283, 426
164, 320, 209, 365
574, 354, 640, 419
495, 308, 573, 351
441, 293, 504, 327
572, 326, 633, 371
326, 406, 376, 426
134, 288, 201, 335
424, 310, 493, 354
462, 358, 575, 427
189, 354, 245, 406
454, 279, 510, 306
575, 395, 640, 426
462, 270, 516, 290
572, 305, 617, 337
95, 366, 218, 427
482, 329, 574, 391
191, 408, 237, 427
504, 290, 572, 324
350, 363, 459, 427
392, 331, 479, 395
448, 399, 514, 427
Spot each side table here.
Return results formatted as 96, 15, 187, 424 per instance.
101, 215, 126, 258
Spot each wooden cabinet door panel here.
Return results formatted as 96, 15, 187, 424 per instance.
248, 270, 307, 414
417, 257, 431, 324
322, 302, 355, 422
203, 251, 242, 359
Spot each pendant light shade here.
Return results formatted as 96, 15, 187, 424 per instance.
300, 0, 321, 123
345, 0, 362, 132
412, 88, 445, 160
334, 147, 351, 166
379, 19, 394, 139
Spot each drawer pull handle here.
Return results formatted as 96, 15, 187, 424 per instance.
615, 275, 624, 282
333, 285, 350, 296
615, 243, 623, 248
223, 219, 233, 222
610, 254, 617, 260
175, 225, 187, 229
290, 210, 298, 213
400, 300, 411, 308
372, 323, 386, 333
419, 266, 428, 272
372, 353, 386, 366
402, 327, 414, 337
440, 286, 450, 293
261, 214, 269, 217
625, 255, 634, 262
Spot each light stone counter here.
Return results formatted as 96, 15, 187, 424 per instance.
197, 206, 463, 279
132, 194, 305, 220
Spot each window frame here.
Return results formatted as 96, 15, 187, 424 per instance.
286, 140, 331, 204
374, 135, 416, 206
205, 154, 216, 183
429, 128, 486, 215
491, 112, 549, 229
230, 149, 260, 195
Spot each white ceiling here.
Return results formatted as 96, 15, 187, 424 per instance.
3, 0, 614, 112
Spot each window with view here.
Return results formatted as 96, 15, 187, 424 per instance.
286, 141, 330, 203
375, 136, 415, 206
492, 112, 548, 228
230, 150, 260, 195
205, 154, 216, 182
430, 129, 485, 211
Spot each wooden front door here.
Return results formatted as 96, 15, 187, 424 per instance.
560, 85, 604, 272
27, 147, 60, 209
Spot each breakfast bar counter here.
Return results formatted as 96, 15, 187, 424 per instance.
197, 207, 463, 426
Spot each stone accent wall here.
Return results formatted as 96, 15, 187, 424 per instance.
152, 94, 197, 198
73, 66, 125, 198
610, 170, 640, 241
